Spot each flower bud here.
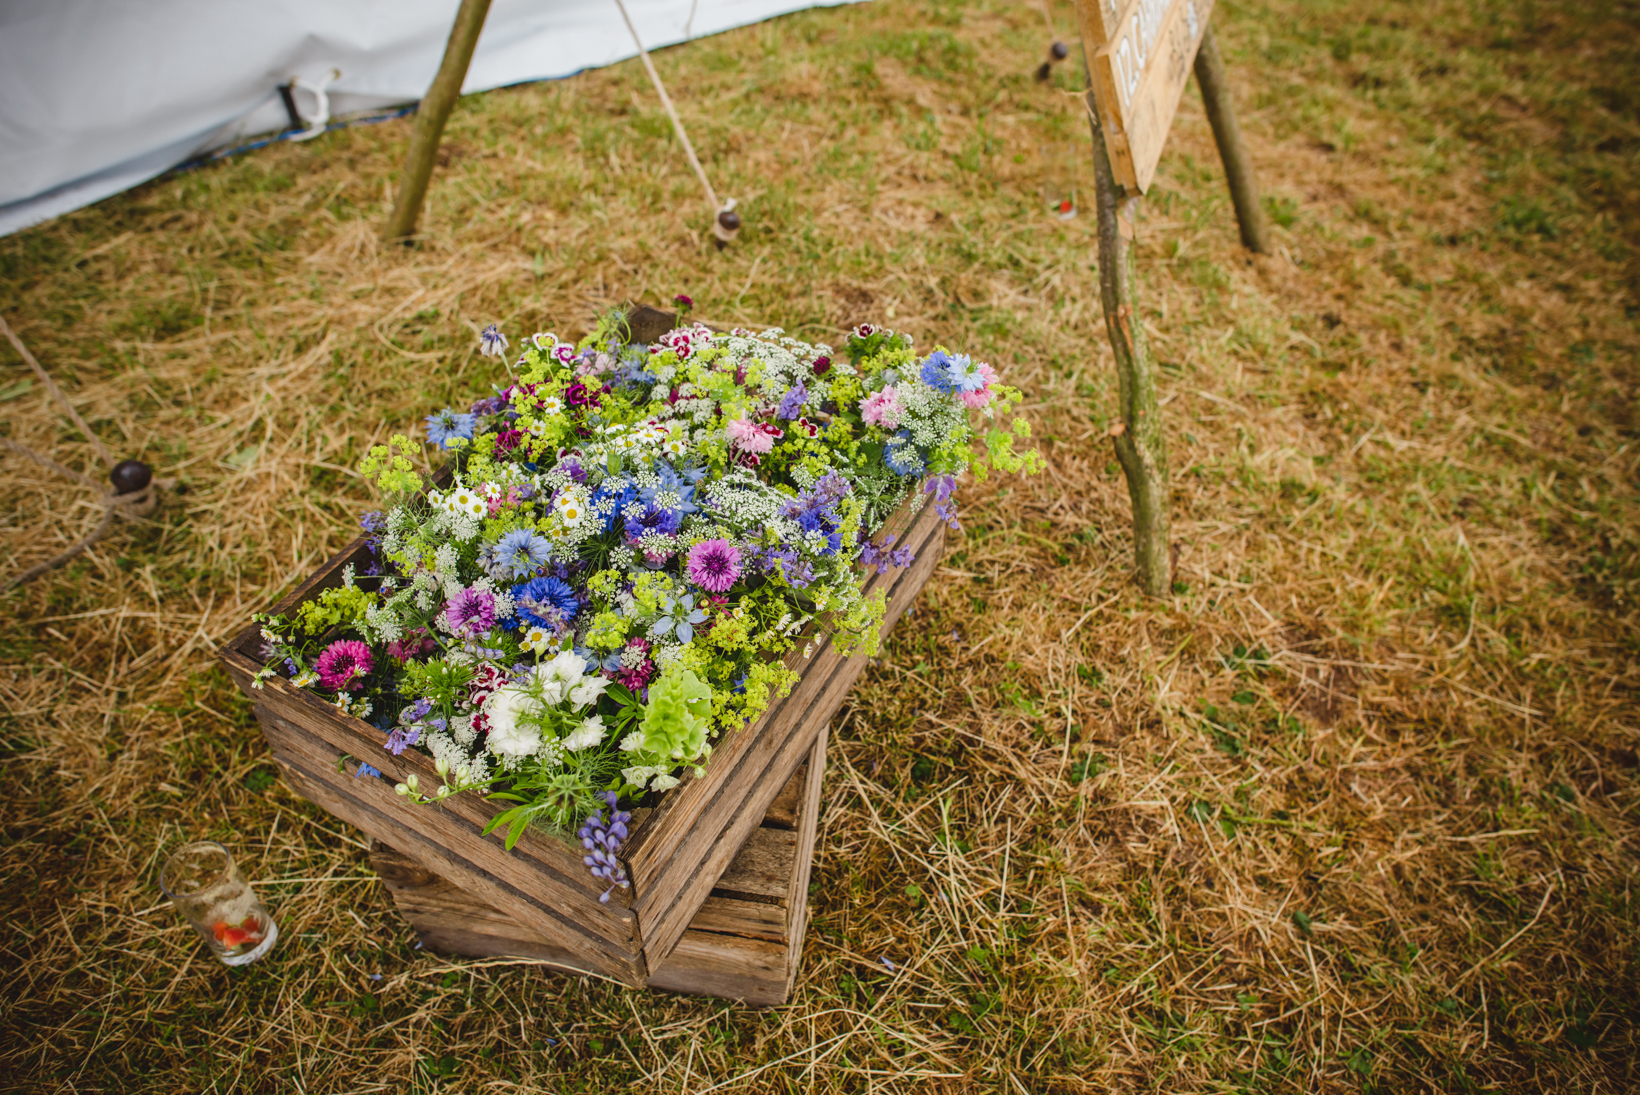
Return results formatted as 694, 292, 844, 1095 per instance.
394, 783, 409, 796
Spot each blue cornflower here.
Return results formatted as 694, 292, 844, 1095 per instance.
491, 528, 552, 579
776, 382, 809, 420
650, 593, 707, 644
425, 408, 475, 448
919, 350, 958, 394
478, 325, 509, 357
514, 576, 580, 628
624, 503, 681, 540
884, 433, 926, 476
592, 478, 639, 533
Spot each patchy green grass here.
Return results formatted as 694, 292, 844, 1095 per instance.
2, 0, 1637, 1090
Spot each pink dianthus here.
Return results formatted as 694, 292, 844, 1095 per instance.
861, 386, 903, 428
726, 417, 780, 455
686, 539, 743, 593
315, 640, 374, 692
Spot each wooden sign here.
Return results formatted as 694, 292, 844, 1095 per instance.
1077, 0, 1215, 193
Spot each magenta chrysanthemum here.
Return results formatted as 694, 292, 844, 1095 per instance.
686, 539, 742, 593
315, 640, 373, 692
445, 587, 496, 637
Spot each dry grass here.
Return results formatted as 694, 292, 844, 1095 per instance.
2, 0, 1638, 1090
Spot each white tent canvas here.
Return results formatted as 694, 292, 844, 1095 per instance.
0, 0, 860, 238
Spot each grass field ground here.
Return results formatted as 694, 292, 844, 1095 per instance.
2, 0, 1637, 1091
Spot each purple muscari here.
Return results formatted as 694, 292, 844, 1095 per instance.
578, 792, 633, 903
776, 382, 809, 420
284, 658, 298, 676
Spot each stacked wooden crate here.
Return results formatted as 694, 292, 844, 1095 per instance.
219, 501, 945, 1001
374, 728, 827, 1006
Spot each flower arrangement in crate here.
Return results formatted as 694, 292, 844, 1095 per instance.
254, 309, 1037, 892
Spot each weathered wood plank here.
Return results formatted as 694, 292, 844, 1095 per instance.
1079, 0, 1216, 192
277, 754, 645, 983
761, 762, 807, 831
374, 728, 829, 1003
256, 702, 626, 916
265, 726, 645, 980
713, 827, 798, 902
645, 929, 790, 1007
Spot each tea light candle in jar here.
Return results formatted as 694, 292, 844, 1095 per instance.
158, 842, 279, 966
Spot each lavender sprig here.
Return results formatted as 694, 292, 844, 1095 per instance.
578, 791, 632, 903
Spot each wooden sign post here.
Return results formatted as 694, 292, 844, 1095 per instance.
1070, 0, 1267, 595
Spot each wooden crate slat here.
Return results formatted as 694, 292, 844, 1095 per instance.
645, 930, 790, 1007
711, 827, 798, 902
278, 756, 637, 980
761, 762, 807, 830
256, 703, 637, 937
375, 730, 830, 1004
264, 728, 646, 981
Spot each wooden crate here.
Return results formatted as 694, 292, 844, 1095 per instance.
372, 727, 829, 1006
218, 500, 944, 986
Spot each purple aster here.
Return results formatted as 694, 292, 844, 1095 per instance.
444, 587, 496, 637
686, 539, 742, 593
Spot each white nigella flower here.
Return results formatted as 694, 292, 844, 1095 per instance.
485, 687, 542, 756
562, 715, 607, 752
568, 674, 609, 708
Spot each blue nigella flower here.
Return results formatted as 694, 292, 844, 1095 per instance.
425, 408, 475, 449
919, 350, 958, 394
649, 593, 707, 644
514, 576, 580, 629
492, 528, 553, 579
640, 461, 704, 516
947, 353, 986, 393
884, 432, 926, 477
592, 478, 639, 534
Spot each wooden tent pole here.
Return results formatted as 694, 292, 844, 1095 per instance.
1192, 24, 1269, 254
1083, 80, 1173, 597
384, 0, 494, 244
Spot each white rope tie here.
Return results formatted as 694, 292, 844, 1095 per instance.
610, 0, 740, 245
